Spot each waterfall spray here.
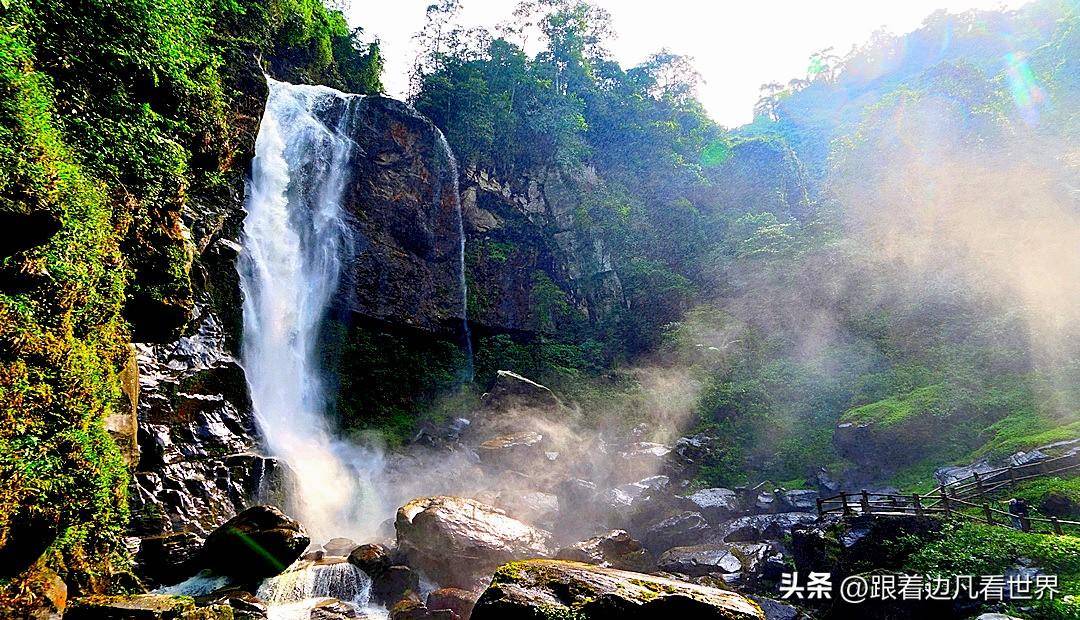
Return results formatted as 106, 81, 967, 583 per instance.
238, 78, 375, 541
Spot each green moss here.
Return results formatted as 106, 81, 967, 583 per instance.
841, 384, 949, 428
977, 412, 1080, 459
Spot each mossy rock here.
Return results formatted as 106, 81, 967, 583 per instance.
66, 594, 233, 620
473, 559, 764, 619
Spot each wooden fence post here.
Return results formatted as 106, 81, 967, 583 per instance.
941, 488, 951, 515
913, 493, 923, 516
841, 492, 852, 516
1052, 517, 1063, 536
860, 490, 871, 514
816, 498, 823, 516
983, 503, 994, 525
1008, 466, 1017, 486
973, 472, 983, 495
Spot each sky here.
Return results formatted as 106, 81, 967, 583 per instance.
349, 0, 1030, 128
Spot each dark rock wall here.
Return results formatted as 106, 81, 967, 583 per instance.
461, 166, 625, 335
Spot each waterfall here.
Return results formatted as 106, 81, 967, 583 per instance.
434, 132, 475, 381
238, 78, 369, 541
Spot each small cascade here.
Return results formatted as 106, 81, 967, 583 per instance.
434, 131, 474, 381
257, 560, 383, 620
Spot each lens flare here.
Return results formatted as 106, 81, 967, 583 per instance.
1004, 52, 1046, 126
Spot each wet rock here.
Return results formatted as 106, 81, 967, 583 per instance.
472, 559, 765, 619
477, 432, 546, 472
396, 496, 553, 588
199, 505, 309, 580
812, 468, 841, 496
66, 594, 231, 619
658, 543, 743, 577
1007, 449, 1049, 467
672, 433, 721, 476
555, 530, 652, 572
106, 344, 141, 467
478, 372, 562, 417
612, 442, 672, 484
720, 512, 817, 543
934, 459, 996, 486
641, 511, 712, 554
348, 543, 393, 577
129, 307, 282, 576
682, 488, 741, 523
493, 490, 559, 529
753, 491, 778, 513
195, 588, 267, 620
779, 490, 818, 513
1041, 491, 1079, 518
660, 542, 785, 588
747, 596, 810, 620
310, 598, 360, 620
133, 531, 203, 587
372, 565, 421, 608
390, 593, 454, 620
428, 588, 478, 620
323, 538, 358, 557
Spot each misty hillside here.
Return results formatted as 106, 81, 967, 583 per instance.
1, 0, 1078, 619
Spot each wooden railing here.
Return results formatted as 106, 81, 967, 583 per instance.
816, 451, 1080, 536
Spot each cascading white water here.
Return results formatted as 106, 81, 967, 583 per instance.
434, 132, 475, 380
257, 561, 383, 620
239, 78, 372, 541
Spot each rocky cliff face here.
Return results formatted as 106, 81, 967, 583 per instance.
335, 96, 468, 334
330, 97, 623, 337
461, 166, 625, 335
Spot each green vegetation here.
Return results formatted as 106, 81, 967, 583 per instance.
842, 385, 951, 428
907, 523, 1080, 620
0, 0, 382, 601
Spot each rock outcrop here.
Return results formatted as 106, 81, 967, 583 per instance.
472, 559, 765, 619
199, 505, 310, 581
555, 530, 652, 572
395, 496, 553, 588
128, 305, 283, 586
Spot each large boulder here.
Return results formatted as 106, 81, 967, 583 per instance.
641, 511, 712, 554
683, 488, 742, 523
427, 588, 478, 620
480, 371, 561, 413
657, 543, 743, 577
395, 496, 553, 588
477, 432, 547, 472
719, 513, 817, 543
472, 559, 764, 619
659, 542, 786, 588
555, 530, 652, 572
199, 505, 309, 580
